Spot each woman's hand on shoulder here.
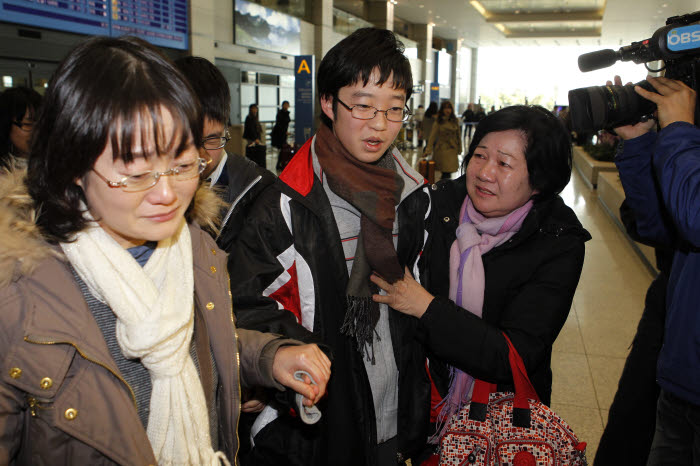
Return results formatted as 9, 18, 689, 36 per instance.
272, 344, 331, 407
371, 266, 434, 318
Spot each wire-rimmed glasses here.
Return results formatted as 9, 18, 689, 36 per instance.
92, 157, 208, 193
202, 130, 230, 150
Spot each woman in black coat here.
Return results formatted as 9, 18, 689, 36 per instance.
270, 100, 290, 149
372, 105, 590, 437
243, 103, 263, 145
243, 103, 266, 168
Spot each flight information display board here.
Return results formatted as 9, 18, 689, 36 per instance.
0, 0, 188, 50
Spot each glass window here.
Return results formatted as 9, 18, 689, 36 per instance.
438, 50, 452, 87
241, 84, 256, 107
280, 75, 295, 87
280, 87, 294, 106
242, 71, 257, 83
259, 106, 277, 122
258, 86, 277, 106
333, 8, 372, 36
258, 73, 278, 85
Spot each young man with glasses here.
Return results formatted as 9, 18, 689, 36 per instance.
174, 57, 276, 250
228, 28, 434, 465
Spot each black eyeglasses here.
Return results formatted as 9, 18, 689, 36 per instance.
335, 98, 411, 122
12, 120, 34, 131
202, 130, 230, 150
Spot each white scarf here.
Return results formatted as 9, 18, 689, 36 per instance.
60, 219, 230, 466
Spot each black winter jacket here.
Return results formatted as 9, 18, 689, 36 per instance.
418, 176, 591, 405
243, 114, 263, 142
271, 109, 290, 149
215, 153, 276, 252
228, 138, 433, 465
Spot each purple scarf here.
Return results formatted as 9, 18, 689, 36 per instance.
433, 195, 533, 440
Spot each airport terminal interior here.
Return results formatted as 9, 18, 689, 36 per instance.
2, 0, 698, 461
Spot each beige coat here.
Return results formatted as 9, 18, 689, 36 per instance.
426, 118, 462, 173
0, 169, 288, 465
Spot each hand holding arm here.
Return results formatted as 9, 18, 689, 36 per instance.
271, 344, 331, 407
371, 266, 435, 318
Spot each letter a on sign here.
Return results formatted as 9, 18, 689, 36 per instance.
297, 59, 311, 74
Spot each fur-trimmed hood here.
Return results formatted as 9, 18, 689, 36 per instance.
0, 167, 225, 287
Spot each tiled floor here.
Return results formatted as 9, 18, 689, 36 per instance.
268, 143, 655, 460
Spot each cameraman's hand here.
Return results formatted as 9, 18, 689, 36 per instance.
635, 76, 696, 129
608, 76, 656, 140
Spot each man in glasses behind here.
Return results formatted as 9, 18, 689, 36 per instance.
0, 86, 42, 170
175, 57, 276, 251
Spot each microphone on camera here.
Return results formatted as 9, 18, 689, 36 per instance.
578, 49, 620, 72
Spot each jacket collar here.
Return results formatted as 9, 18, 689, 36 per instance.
278, 134, 425, 206
278, 136, 315, 197
442, 174, 591, 250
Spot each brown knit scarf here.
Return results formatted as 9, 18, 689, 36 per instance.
315, 123, 405, 362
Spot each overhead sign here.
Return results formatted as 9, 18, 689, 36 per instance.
412, 83, 424, 94
295, 55, 315, 145
430, 82, 440, 104
0, 0, 188, 50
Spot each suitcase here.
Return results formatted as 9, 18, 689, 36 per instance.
419, 158, 436, 184
276, 143, 296, 171
246, 143, 267, 169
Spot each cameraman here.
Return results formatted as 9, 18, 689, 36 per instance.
611, 74, 699, 465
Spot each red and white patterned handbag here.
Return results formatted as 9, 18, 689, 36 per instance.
438, 334, 587, 465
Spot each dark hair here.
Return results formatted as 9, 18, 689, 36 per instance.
317, 28, 412, 128
424, 101, 438, 119
437, 100, 457, 124
281, 100, 289, 107
248, 103, 258, 113
0, 86, 42, 167
27, 36, 202, 243
174, 56, 230, 125
464, 105, 572, 201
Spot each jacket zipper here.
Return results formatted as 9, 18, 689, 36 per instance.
217, 175, 262, 239
226, 270, 242, 464
23, 336, 137, 408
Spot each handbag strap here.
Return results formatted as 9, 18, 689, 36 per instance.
469, 333, 540, 427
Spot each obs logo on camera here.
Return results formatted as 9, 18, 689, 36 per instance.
667, 24, 700, 52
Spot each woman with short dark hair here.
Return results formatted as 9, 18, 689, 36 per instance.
243, 103, 262, 146
372, 105, 590, 448
271, 100, 290, 150
0, 86, 41, 168
0, 35, 330, 465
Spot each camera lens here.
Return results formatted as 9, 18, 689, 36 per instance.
568, 80, 657, 133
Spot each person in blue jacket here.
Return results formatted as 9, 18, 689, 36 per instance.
611, 74, 700, 464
